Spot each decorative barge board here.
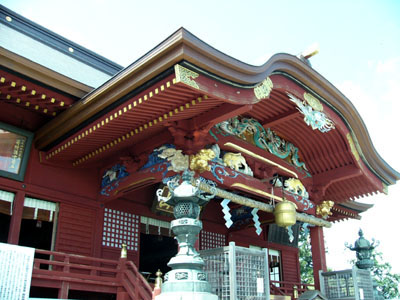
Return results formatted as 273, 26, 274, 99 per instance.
1, 7, 399, 298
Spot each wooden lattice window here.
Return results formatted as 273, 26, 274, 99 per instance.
200, 231, 226, 250
102, 208, 140, 251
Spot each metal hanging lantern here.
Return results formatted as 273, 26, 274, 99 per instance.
274, 198, 297, 228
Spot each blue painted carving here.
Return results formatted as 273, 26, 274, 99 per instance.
215, 117, 309, 173
100, 164, 129, 196
287, 192, 314, 211
210, 162, 246, 184
141, 144, 175, 169
148, 161, 171, 178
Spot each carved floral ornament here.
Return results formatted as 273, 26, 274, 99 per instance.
254, 77, 273, 100
174, 65, 199, 89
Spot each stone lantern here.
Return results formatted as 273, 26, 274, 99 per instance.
345, 229, 378, 269
156, 170, 218, 300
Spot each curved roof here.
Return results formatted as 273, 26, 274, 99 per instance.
34, 28, 399, 188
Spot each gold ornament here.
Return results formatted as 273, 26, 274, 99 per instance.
303, 92, 323, 111
174, 64, 199, 89
346, 133, 360, 161
316, 200, 335, 219
158, 147, 189, 172
274, 198, 297, 228
284, 178, 308, 198
120, 243, 127, 258
155, 269, 163, 289
189, 149, 216, 173
254, 77, 273, 100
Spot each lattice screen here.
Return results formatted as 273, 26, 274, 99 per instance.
102, 208, 140, 251
200, 231, 226, 250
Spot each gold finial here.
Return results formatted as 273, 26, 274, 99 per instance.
293, 285, 299, 299
121, 243, 127, 258
155, 269, 163, 289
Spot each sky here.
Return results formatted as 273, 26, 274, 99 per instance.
2, 0, 400, 273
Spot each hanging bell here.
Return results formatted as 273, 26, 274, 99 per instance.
274, 198, 297, 228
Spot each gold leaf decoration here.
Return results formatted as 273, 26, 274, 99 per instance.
304, 92, 323, 111
346, 133, 360, 161
254, 77, 273, 100
174, 64, 199, 89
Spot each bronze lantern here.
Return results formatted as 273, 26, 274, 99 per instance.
274, 198, 297, 228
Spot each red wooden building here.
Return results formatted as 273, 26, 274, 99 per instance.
0, 5, 398, 300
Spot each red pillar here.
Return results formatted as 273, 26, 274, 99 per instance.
7, 191, 25, 244
310, 226, 327, 290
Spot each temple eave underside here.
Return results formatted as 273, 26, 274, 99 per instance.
27, 63, 391, 223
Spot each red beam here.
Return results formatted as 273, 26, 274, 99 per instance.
193, 103, 253, 130
262, 109, 299, 128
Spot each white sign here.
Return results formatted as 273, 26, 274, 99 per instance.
0, 242, 35, 300
257, 277, 264, 294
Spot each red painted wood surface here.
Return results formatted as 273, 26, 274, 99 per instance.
310, 226, 327, 290
282, 249, 300, 283
32, 248, 152, 300
56, 203, 97, 256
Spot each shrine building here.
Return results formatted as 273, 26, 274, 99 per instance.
0, 5, 399, 300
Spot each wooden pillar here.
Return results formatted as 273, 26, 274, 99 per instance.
310, 226, 327, 290
117, 257, 129, 300
58, 282, 69, 299
7, 191, 25, 244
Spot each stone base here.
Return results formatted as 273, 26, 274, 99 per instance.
156, 291, 218, 300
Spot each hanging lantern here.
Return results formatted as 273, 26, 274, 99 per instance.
274, 198, 297, 228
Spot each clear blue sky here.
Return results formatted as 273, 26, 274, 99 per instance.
2, 0, 400, 272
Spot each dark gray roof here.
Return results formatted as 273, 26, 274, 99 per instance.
0, 5, 123, 78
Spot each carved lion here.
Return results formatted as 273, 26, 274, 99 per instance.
158, 148, 189, 172
284, 178, 308, 198
222, 152, 253, 176
316, 200, 335, 219
190, 149, 216, 173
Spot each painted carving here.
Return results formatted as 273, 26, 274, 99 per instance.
215, 117, 308, 172
101, 164, 129, 196
316, 200, 335, 219
141, 144, 175, 169
304, 92, 323, 111
158, 147, 189, 173
284, 178, 308, 198
223, 152, 253, 176
254, 77, 273, 100
210, 163, 246, 184
189, 149, 216, 173
287, 93, 335, 133
272, 176, 313, 210
174, 64, 199, 89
